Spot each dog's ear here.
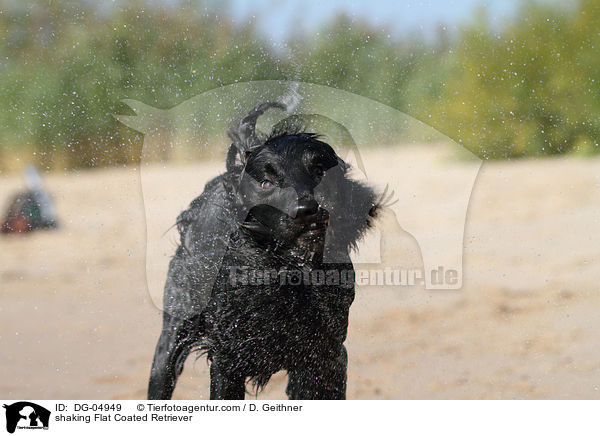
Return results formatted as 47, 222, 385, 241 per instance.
336, 156, 350, 174
226, 102, 287, 172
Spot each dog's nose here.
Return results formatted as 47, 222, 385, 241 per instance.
294, 199, 319, 222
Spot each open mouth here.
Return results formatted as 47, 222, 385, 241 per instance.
241, 206, 330, 245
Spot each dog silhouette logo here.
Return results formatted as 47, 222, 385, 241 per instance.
3, 402, 50, 433
115, 80, 482, 313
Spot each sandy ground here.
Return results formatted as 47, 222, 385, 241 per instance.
2, 144, 600, 399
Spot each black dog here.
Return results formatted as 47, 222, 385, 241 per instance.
148, 102, 382, 400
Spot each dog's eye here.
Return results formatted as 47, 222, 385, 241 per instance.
314, 167, 326, 177
261, 180, 275, 189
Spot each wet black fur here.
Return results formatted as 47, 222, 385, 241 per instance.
148, 102, 380, 400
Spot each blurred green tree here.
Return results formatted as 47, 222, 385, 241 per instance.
0, 0, 598, 169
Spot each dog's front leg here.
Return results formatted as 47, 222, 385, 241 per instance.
148, 314, 199, 400
209, 357, 245, 400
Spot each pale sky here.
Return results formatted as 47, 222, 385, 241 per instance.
225, 0, 531, 42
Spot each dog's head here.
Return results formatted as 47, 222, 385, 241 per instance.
224, 102, 378, 257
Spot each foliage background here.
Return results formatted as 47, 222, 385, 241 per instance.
0, 0, 598, 170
